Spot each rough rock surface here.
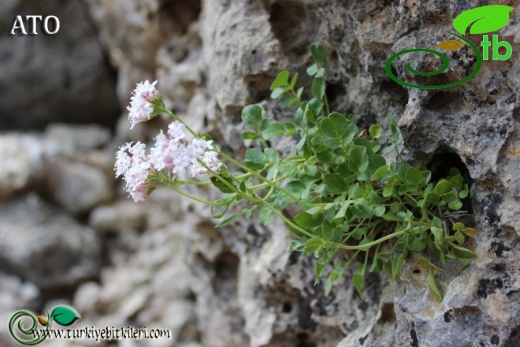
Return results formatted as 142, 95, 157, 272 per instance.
0, 0, 119, 129
0, 194, 101, 289
0, 0, 518, 347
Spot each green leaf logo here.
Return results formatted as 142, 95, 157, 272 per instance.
50, 306, 80, 326
453, 5, 514, 35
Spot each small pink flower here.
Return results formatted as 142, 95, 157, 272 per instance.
191, 151, 222, 176
167, 122, 186, 142
127, 80, 159, 129
115, 142, 152, 202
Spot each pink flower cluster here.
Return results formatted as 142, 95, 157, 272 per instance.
127, 80, 159, 129
115, 121, 222, 202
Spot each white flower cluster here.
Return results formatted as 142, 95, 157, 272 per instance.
116, 81, 223, 202
127, 80, 159, 129
115, 121, 222, 202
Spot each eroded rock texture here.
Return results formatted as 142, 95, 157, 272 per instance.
0, 0, 518, 346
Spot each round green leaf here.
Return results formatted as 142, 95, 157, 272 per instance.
368, 124, 383, 138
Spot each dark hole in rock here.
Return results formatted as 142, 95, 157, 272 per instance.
427, 150, 473, 214
211, 251, 240, 296
326, 82, 347, 108
296, 332, 317, 347
268, 1, 309, 56
425, 91, 461, 112
282, 302, 292, 313
379, 80, 408, 108
505, 325, 520, 347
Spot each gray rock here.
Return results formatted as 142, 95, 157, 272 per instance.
0, 134, 46, 200
0, 0, 119, 129
47, 157, 114, 215
0, 194, 101, 289
89, 200, 146, 233
44, 123, 111, 152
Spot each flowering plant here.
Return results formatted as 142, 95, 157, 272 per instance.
115, 45, 477, 300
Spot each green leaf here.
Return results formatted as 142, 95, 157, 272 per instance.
453, 231, 465, 244
368, 124, 383, 138
383, 184, 394, 197
427, 272, 442, 302
271, 87, 285, 99
453, 5, 514, 35
350, 146, 369, 172
312, 77, 326, 100
304, 99, 324, 123
374, 205, 386, 216
306, 236, 324, 253
315, 261, 326, 278
324, 174, 347, 193
309, 44, 327, 64
244, 148, 267, 171
442, 191, 459, 203
216, 213, 243, 227
262, 122, 285, 139
306, 63, 318, 76
294, 212, 323, 228
290, 237, 306, 252
418, 258, 443, 272
462, 227, 478, 237
459, 184, 469, 199
353, 263, 365, 297
352, 201, 374, 218
373, 165, 388, 180
390, 119, 399, 142
408, 235, 427, 252
431, 226, 444, 245
453, 222, 465, 231
286, 181, 306, 197
241, 105, 262, 128
319, 113, 357, 149
270, 70, 290, 91
448, 200, 463, 210
405, 167, 424, 186
367, 155, 386, 175
50, 306, 80, 326
434, 179, 452, 195
451, 244, 477, 259
264, 148, 279, 163
324, 274, 334, 295
210, 175, 236, 194
284, 123, 297, 136
392, 253, 405, 278
241, 131, 259, 140
259, 206, 275, 225
289, 73, 298, 89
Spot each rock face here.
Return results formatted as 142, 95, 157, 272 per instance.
0, 0, 119, 129
0, 0, 519, 347
0, 194, 101, 289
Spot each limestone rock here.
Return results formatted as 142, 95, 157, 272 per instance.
0, 134, 46, 200
89, 200, 146, 233
47, 157, 114, 215
0, 0, 119, 129
0, 194, 101, 289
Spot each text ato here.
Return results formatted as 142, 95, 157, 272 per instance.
10, 15, 60, 35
